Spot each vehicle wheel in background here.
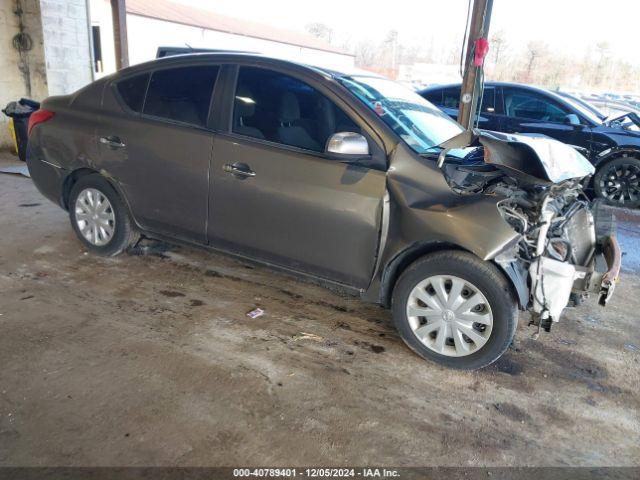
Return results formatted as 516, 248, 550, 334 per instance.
392, 251, 518, 370
593, 155, 640, 208
68, 174, 139, 256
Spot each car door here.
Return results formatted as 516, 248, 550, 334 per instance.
208, 65, 387, 289
97, 63, 220, 243
499, 87, 590, 149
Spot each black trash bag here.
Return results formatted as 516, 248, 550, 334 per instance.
2, 98, 40, 162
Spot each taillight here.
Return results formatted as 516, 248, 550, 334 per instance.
28, 109, 55, 136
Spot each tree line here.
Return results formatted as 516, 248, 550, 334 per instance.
306, 23, 640, 93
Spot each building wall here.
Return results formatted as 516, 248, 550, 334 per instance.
39, 0, 93, 95
0, 0, 93, 151
125, 15, 355, 72
0, 0, 48, 150
89, 2, 354, 79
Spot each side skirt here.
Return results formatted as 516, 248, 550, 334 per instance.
134, 230, 364, 299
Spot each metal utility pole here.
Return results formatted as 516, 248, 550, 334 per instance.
457, 0, 493, 129
110, 0, 129, 69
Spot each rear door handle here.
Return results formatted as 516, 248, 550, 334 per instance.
99, 136, 126, 148
223, 162, 255, 178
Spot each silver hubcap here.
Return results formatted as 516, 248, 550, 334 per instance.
74, 188, 115, 246
406, 275, 493, 357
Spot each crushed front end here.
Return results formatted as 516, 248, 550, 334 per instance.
494, 182, 621, 332
440, 130, 622, 334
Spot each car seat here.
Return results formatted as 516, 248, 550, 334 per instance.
277, 92, 320, 151
234, 86, 265, 139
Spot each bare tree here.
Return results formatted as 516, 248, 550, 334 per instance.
490, 30, 507, 67
399, 45, 422, 65
302, 22, 640, 93
354, 41, 376, 67
383, 30, 399, 70
524, 41, 548, 82
594, 41, 610, 86
305, 23, 333, 44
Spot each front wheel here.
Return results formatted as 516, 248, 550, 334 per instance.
593, 155, 640, 208
392, 251, 518, 370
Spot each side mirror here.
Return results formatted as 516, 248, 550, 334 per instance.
564, 114, 581, 127
326, 132, 370, 161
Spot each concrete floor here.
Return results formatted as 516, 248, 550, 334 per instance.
0, 154, 639, 467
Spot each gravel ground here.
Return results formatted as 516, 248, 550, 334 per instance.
0, 153, 639, 467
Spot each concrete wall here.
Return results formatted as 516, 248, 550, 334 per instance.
0, 0, 48, 150
0, 0, 93, 151
40, 0, 93, 95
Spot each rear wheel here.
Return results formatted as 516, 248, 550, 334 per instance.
68, 174, 139, 256
392, 251, 518, 370
593, 155, 640, 207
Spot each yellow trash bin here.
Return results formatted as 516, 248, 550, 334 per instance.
8, 117, 19, 155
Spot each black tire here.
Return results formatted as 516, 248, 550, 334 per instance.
68, 174, 139, 256
392, 250, 518, 370
593, 155, 640, 208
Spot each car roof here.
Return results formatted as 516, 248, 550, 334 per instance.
421, 81, 577, 105
113, 52, 382, 82
420, 81, 606, 125
421, 81, 564, 95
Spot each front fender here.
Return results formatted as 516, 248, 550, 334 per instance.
363, 144, 521, 305
593, 146, 640, 168
385, 144, 519, 260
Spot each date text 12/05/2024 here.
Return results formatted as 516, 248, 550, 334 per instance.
232, 468, 401, 478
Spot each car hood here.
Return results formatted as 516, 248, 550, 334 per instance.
601, 111, 640, 133
439, 129, 595, 184
478, 131, 595, 183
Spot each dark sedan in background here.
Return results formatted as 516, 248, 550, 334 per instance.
421, 82, 640, 207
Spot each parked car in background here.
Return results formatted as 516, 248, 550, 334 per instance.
26, 54, 620, 369
556, 90, 607, 121
589, 98, 640, 120
421, 82, 640, 207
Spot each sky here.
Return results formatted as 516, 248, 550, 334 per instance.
175, 0, 640, 65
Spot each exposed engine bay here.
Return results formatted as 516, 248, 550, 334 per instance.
439, 130, 622, 333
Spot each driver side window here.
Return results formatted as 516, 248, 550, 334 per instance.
503, 88, 568, 123
232, 66, 362, 153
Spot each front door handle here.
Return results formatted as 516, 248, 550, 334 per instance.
223, 162, 255, 178
99, 136, 126, 149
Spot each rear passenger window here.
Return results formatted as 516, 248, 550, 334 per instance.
232, 66, 361, 153
116, 73, 149, 112
143, 65, 219, 127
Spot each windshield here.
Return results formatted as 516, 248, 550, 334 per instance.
558, 94, 605, 124
340, 75, 463, 154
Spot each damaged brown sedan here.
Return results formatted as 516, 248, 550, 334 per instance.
26, 53, 621, 369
